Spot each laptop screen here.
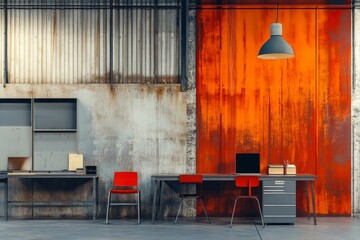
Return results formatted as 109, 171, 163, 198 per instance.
235, 153, 260, 174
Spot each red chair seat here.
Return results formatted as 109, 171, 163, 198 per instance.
111, 189, 139, 194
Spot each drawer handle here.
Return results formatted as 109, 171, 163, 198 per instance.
263, 192, 296, 195
264, 215, 296, 217
264, 189, 285, 192
274, 181, 285, 185
264, 204, 296, 207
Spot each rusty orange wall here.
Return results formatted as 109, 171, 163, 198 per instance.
196, 8, 351, 216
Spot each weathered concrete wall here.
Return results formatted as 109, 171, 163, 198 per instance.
0, 84, 187, 219
353, 0, 360, 217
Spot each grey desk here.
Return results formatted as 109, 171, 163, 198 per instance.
0, 174, 8, 220
6, 173, 98, 220
151, 173, 317, 225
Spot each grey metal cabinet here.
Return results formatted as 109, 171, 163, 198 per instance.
262, 179, 296, 224
0, 98, 78, 171
34, 98, 77, 132
33, 98, 78, 171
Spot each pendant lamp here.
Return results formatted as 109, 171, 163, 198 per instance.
257, 1, 294, 60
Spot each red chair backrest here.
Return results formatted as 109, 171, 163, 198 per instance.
113, 172, 138, 187
179, 174, 203, 184
235, 176, 260, 196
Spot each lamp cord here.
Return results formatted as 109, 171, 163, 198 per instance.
275, 0, 279, 23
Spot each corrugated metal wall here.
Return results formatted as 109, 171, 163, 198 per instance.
6, 8, 109, 84
196, 6, 351, 216
112, 8, 179, 83
0, 0, 180, 84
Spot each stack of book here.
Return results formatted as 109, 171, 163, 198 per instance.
285, 164, 296, 175
267, 164, 284, 175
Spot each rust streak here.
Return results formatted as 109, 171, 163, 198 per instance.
196, 7, 351, 216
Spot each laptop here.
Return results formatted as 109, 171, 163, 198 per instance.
8, 157, 32, 172
235, 153, 260, 175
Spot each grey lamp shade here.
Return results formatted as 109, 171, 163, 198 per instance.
257, 23, 294, 60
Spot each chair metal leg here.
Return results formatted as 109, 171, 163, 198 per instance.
174, 198, 184, 224
253, 197, 265, 228
199, 198, 210, 224
105, 191, 112, 224
137, 191, 141, 224
230, 197, 240, 228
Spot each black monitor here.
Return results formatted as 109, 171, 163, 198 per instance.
235, 153, 260, 174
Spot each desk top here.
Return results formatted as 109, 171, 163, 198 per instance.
6, 172, 98, 179
152, 173, 316, 181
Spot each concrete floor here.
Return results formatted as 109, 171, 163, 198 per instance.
0, 217, 359, 240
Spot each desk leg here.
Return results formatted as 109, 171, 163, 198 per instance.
158, 181, 163, 219
151, 177, 158, 223
92, 177, 97, 221
305, 181, 310, 219
5, 179, 8, 221
310, 181, 317, 225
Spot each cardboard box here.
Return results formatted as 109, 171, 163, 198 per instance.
285, 164, 296, 175
267, 164, 284, 175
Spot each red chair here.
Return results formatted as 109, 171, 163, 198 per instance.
230, 176, 264, 228
105, 172, 141, 224
174, 174, 210, 224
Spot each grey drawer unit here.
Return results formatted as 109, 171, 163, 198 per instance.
262, 179, 296, 224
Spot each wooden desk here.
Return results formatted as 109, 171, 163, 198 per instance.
6, 173, 98, 220
151, 174, 317, 225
